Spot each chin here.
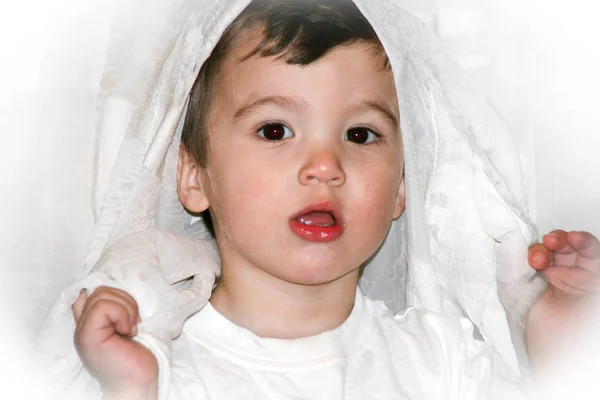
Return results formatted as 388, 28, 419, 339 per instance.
276, 259, 359, 286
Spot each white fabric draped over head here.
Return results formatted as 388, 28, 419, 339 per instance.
36, 1, 546, 397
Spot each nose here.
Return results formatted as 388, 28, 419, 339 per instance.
298, 148, 346, 186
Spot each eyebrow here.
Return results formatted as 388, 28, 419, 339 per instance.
355, 101, 399, 129
233, 95, 307, 120
233, 95, 399, 129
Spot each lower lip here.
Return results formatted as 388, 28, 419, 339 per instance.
289, 219, 344, 243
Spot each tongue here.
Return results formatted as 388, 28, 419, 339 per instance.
297, 212, 335, 227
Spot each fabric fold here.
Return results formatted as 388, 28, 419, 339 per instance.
35, 229, 220, 399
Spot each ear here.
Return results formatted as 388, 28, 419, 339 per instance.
392, 176, 406, 219
177, 145, 210, 213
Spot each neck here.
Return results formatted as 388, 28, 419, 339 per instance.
209, 257, 359, 339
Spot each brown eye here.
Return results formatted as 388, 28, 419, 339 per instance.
345, 127, 378, 144
257, 123, 293, 141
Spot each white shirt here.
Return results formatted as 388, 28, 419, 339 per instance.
167, 289, 526, 400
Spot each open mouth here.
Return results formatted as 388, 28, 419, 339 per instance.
291, 201, 343, 226
289, 202, 344, 243
296, 211, 336, 227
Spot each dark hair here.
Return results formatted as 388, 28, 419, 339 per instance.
181, 0, 388, 167
180, 0, 388, 234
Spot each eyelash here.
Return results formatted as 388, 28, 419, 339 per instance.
345, 126, 382, 145
256, 122, 294, 142
254, 122, 383, 145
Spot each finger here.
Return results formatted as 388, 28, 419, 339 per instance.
528, 243, 554, 271
542, 266, 600, 296
87, 286, 140, 320
72, 289, 89, 323
102, 287, 142, 324
542, 230, 574, 255
83, 289, 139, 333
83, 287, 140, 331
77, 298, 136, 341
566, 231, 600, 259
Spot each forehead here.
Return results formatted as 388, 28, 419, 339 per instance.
213, 32, 398, 113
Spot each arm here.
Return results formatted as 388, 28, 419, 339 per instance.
525, 230, 600, 373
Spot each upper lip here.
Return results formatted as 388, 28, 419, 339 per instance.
290, 200, 344, 226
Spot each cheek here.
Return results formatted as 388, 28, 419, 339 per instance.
208, 162, 286, 232
362, 183, 397, 226
345, 168, 400, 252
353, 163, 400, 220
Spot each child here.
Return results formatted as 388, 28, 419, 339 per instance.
37, 0, 600, 399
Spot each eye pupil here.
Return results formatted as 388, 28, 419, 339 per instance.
347, 128, 369, 144
263, 124, 286, 140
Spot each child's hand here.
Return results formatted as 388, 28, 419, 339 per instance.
72, 286, 159, 400
526, 230, 600, 370
529, 230, 600, 297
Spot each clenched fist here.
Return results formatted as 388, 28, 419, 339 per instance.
72, 286, 159, 400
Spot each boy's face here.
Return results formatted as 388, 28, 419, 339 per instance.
178, 33, 405, 286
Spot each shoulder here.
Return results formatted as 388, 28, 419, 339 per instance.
361, 298, 526, 398
364, 296, 478, 342
362, 297, 495, 367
